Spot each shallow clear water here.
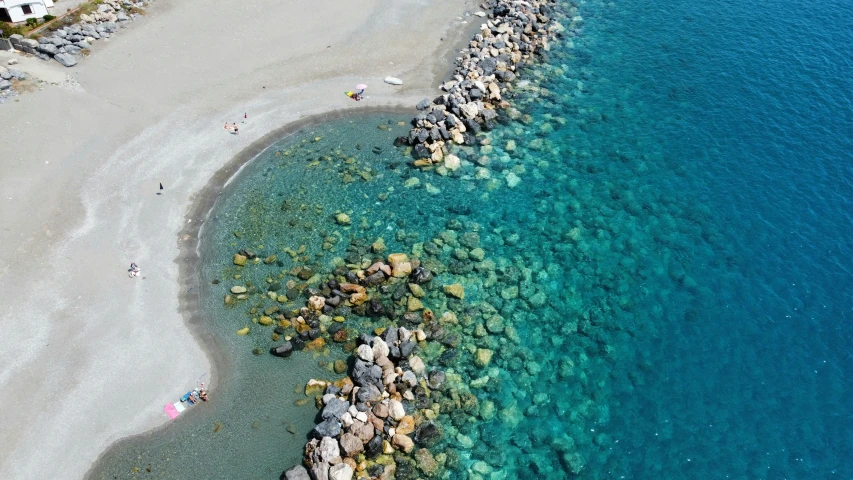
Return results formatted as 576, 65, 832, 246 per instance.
89, 0, 853, 478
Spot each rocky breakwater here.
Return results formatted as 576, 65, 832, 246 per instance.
9, 0, 150, 67
283, 326, 446, 480
397, 0, 562, 167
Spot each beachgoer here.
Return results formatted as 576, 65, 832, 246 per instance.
199, 389, 208, 401
233, 124, 239, 134
129, 262, 140, 277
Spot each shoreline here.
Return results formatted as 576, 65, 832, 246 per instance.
85, 106, 420, 474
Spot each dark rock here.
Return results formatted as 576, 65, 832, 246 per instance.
480, 57, 498, 75
438, 348, 459, 366
363, 271, 385, 287
325, 295, 341, 307
469, 88, 484, 100
352, 359, 382, 387
416, 98, 431, 110
366, 434, 383, 458
409, 267, 433, 284
413, 422, 443, 447
414, 144, 430, 159
270, 342, 294, 358
357, 384, 383, 403
416, 128, 429, 143
400, 340, 416, 358
291, 337, 306, 351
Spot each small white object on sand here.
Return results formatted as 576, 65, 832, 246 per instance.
384, 76, 403, 85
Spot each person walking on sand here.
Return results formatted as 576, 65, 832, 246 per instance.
129, 262, 140, 278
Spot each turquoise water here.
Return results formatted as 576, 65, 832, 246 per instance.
88, 0, 853, 478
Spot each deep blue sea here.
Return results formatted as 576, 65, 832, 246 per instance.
88, 0, 853, 478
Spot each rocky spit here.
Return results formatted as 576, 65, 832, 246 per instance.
398, 0, 562, 168
226, 250, 452, 480
7, 0, 150, 68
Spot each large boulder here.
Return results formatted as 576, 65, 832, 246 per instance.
312, 418, 341, 438
19, 38, 39, 54
321, 398, 350, 420
36, 43, 58, 55
351, 359, 382, 387
53, 54, 78, 67
356, 383, 382, 403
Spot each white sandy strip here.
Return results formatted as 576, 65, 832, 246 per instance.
0, 0, 475, 477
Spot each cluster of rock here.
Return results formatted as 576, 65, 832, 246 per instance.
397, 0, 560, 167
265, 253, 435, 360
8, 0, 149, 67
0, 60, 28, 102
283, 326, 445, 480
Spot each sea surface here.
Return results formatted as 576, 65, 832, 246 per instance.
88, 0, 853, 478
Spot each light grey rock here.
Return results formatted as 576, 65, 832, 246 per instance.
54, 53, 79, 67
356, 344, 374, 362
317, 436, 341, 463
0, 68, 10, 80
310, 462, 330, 480
283, 465, 311, 480
460, 102, 480, 119
0, 80, 11, 91
116, 12, 130, 21
328, 463, 354, 480
77, 41, 91, 49
64, 45, 82, 55
102, 22, 118, 33
9, 34, 23, 46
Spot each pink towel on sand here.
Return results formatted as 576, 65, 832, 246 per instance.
164, 403, 180, 420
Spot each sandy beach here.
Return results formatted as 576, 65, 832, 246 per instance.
0, 0, 474, 477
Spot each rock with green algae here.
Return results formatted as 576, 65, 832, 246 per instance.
443, 283, 465, 299
474, 348, 493, 367
233, 254, 247, 266
335, 213, 351, 225
414, 448, 439, 477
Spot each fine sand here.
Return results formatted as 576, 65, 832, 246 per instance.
0, 0, 476, 477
